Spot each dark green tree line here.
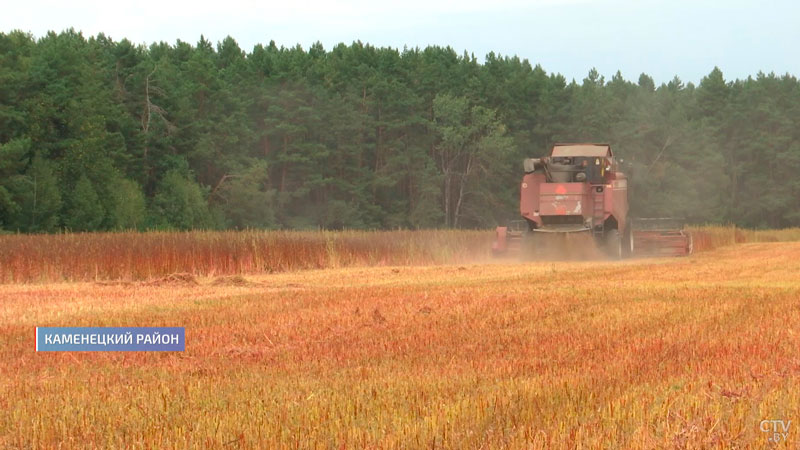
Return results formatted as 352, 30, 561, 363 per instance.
1, 29, 799, 231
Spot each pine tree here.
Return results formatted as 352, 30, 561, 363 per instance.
109, 178, 147, 230
17, 155, 62, 232
152, 170, 214, 230
215, 161, 277, 229
64, 175, 104, 231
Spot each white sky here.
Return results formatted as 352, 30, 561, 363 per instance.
3, 0, 799, 84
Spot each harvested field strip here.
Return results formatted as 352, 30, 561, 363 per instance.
1, 243, 799, 447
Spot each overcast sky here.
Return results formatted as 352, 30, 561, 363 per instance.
3, 0, 798, 84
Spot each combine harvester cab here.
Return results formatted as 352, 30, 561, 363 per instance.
493, 143, 693, 259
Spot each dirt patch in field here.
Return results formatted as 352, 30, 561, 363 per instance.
93, 280, 135, 287
144, 272, 199, 286
275, 282, 307, 290
210, 275, 258, 287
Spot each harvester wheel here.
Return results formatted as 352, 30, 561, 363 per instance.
605, 229, 623, 259
520, 232, 539, 260
622, 226, 634, 258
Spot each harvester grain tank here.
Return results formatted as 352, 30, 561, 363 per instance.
492, 143, 692, 258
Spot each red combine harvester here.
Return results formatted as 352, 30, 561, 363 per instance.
492, 143, 692, 259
